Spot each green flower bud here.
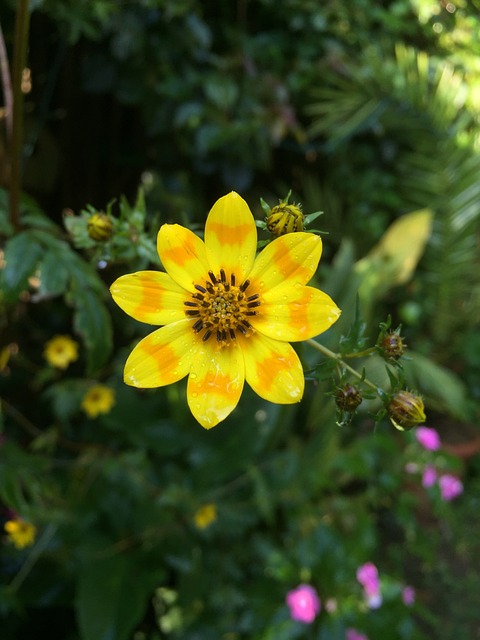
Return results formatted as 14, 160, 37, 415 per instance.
335, 383, 363, 412
388, 390, 425, 431
87, 213, 113, 242
266, 203, 304, 237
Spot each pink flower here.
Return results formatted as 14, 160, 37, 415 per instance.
422, 464, 437, 488
402, 586, 416, 606
415, 427, 441, 451
286, 584, 321, 623
346, 628, 369, 640
356, 562, 382, 609
438, 474, 463, 501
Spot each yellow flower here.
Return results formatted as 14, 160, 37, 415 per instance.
110, 192, 341, 429
194, 504, 217, 529
43, 335, 79, 369
81, 384, 116, 418
4, 517, 37, 549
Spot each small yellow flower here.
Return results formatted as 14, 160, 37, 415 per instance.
266, 202, 304, 237
43, 335, 79, 369
81, 384, 115, 418
110, 192, 341, 429
4, 518, 37, 549
194, 504, 217, 529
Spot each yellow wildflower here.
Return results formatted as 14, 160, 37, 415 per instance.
43, 335, 79, 369
4, 517, 37, 549
110, 192, 341, 428
81, 384, 115, 418
194, 504, 217, 529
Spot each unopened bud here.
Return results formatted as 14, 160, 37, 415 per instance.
87, 213, 113, 242
388, 390, 425, 431
379, 330, 406, 360
335, 383, 363, 412
266, 203, 304, 237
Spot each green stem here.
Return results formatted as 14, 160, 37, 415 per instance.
9, 0, 31, 231
306, 338, 380, 393
343, 347, 376, 359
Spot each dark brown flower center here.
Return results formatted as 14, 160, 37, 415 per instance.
184, 269, 261, 346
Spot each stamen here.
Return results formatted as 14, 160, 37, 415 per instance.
220, 269, 226, 283
192, 293, 204, 300
237, 325, 247, 336
245, 311, 257, 316
239, 279, 250, 292
195, 284, 207, 294
229, 329, 236, 340
208, 271, 218, 284
184, 301, 198, 307
202, 329, 212, 342
247, 301, 261, 308
231, 274, 236, 286
206, 282, 215, 294
246, 294, 259, 301
186, 310, 200, 316
193, 319, 204, 332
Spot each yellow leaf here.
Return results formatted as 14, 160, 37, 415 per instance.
355, 209, 433, 305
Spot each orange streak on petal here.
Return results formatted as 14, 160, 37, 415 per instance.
204, 192, 257, 282
249, 232, 322, 292
157, 224, 209, 292
187, 343, 245, 429
124, 320, 195, 388
251, 285, 341, 342
241, 334, 304, 404
110, 271, 186, 325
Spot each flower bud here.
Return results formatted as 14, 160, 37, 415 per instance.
87, 212, 113, 242
266, 203, 304, 237
388, 390, 425, 431
335, 383, 363, 412
379, 330, 406, 360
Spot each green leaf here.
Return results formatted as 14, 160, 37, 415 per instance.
38, 247, 70, 296
76, 552, 152, 640
402, 351, 471, 421
2, 231, 44, 302
71, 280, 113, 374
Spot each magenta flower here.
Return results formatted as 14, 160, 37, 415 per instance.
346, 628, 369, 640
415, 426, 441, 451
422, 464, 437, 488
286, 584, 321, 623
402, 586, 416, 606
356, 562, 382, 609
438, 474, 463, 501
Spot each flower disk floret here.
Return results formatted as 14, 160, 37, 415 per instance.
110, 192, 341, 429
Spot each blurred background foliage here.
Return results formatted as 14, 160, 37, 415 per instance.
1, 0, 480, 639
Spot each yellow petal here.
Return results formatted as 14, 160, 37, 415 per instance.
248, 232, 322, 293
187, 342, 245, 429
251, 284, 341, 341
110, 271, 187, 325
240, 333, 304, 403
124, 319, 195, 387
157, 224, 209, 292
204, 192, 257, 283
